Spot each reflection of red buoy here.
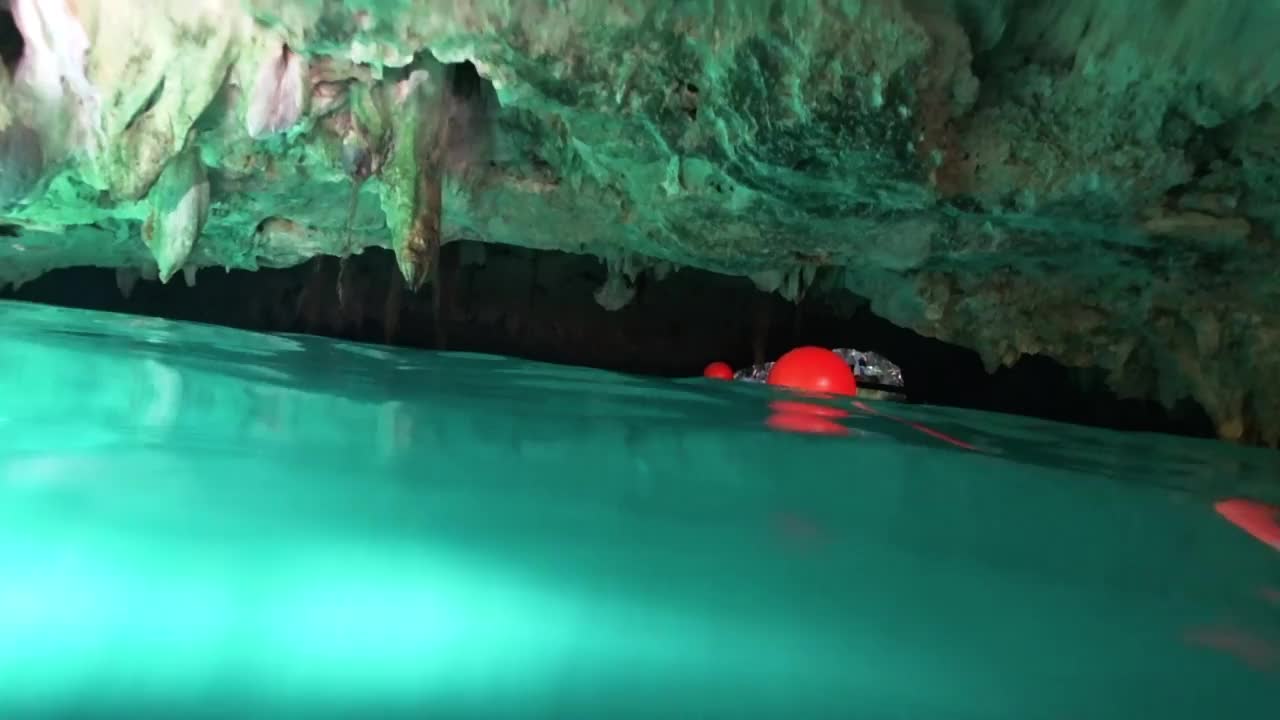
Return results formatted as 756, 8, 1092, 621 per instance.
766, 411, 849, 436
770, 399, 848, 418
1215, 499, 1280, 550
765, 398, 850, 436
767, 346, 857, 397
703, 361, 734, 380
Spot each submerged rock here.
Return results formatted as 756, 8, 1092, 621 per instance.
1, 0, 1280, 443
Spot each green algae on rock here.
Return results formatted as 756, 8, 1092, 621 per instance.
2, 0, 1280, 445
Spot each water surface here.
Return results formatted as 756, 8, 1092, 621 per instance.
1, 299, 1277, 718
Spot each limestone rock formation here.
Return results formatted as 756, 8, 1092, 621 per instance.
1, 0, 1279, 443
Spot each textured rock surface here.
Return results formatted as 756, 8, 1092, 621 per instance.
2, 0, 1280, 443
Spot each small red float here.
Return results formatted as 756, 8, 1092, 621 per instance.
766, 346, 858, 397
703, 361, 734, 380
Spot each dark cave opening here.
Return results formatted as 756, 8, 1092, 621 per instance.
0, 242, 1216, 439
0, 4, 22, 74
447, 59, 484, 100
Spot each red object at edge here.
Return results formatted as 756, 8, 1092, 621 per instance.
1215, 498, 1280, 550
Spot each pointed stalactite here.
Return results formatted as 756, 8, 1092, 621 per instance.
114, 267, 139, 299
403, 151, 441, 293
407, 64, 455, 299
375, 61, 496, 348
593, 255, 638, 311
141, 145, 209, 283
378, 69, 441, 294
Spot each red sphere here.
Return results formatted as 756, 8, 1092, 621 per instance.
702, 361, 734, 380
767, 346, 858, 397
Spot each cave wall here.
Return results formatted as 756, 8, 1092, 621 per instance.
0, 0, 1277, 442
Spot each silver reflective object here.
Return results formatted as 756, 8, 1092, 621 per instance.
833, 349, 905, 387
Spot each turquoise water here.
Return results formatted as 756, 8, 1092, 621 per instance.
1, 298, 1278, 718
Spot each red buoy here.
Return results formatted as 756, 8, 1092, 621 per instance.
766, 346, 858, 397
702, 361, 734, 380
1216, 498, 1280, 550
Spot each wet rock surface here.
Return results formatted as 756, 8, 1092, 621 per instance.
0, 0, 1278, 443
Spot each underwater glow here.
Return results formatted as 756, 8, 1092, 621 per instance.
1, 300, 1279, 717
